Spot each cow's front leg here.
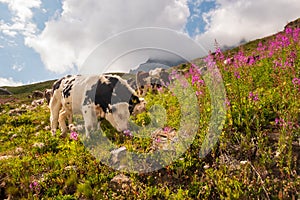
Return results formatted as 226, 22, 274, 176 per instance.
82, 105, 97, 138
58, 109, 69, 137
49, 97, 61, 136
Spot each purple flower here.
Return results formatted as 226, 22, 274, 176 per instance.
29, 181, 40, 192
155, 138, 161, 143
163, 126, 171, 133
180, 80, 189, 88
281, 35, 290, 47
292, 28, 300, 42
249, 92, 259, 101
275, 118, 287, 127
191, 75, 199, 85
257, 42, 266, 52
191, 63, 199, 69
249, 92, 254, 98
157, 87, 164, 93
215, 47, 224, 60
198, 79, 204, 85
253, 95, 259, 101
292, 78, 300, 91
292, 78, 300, 85
273, 59, 282, 68
195, 90, 203, 96
123, 129, 133, 137
170, 70, 180, 80
70, 131, 78, 141
204, 54, 216, 68
285, 27, 293, 35
225, 98, 231, 107
234, 71, 241, 79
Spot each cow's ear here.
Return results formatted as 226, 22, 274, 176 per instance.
131, 95, 140, 104
131, 98, 137, 104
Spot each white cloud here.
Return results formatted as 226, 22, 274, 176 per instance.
0, 0, 41, 22
2, 29, 17, 37
195, 0, 300, 51
0, 77, 23, 86
0, 0, 41, 37
25, 0, 191, 74
12, 64, 24, 72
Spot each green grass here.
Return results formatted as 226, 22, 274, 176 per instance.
0, 27, 300, 199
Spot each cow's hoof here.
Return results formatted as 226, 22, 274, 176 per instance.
69, 124, 77, 131
60, 133, 67, 138
51, 129, 56, 136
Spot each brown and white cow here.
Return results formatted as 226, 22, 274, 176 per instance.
32, 90, 44, 99
44, 89, 53, 105
49, 74, 146, 138
135, 68, 170, 96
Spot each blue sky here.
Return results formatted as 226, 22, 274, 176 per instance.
0, 0, 300, 86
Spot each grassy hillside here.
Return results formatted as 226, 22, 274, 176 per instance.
0, 23, 299, 199
2, 80, 56, 97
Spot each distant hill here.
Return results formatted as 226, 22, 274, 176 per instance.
2, 80, 56, 98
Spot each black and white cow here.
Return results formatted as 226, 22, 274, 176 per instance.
49, 74, 146, 138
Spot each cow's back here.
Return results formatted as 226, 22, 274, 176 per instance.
69, 75, 101, 114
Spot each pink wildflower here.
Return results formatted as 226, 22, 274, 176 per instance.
123, 129, 133, 137
249, 92, 259, 101
191, 75, 199, 85
70, 131, 78, 141
155, 138, 161, 143
275, 118, 286, 127
292, 78, 300, 85
234, 71, 241, 79
29, 181, 40, 192
257, 42, 266, 52
195, 91, 203, 96
163, 126, 171, 132
285, 27, 293, 35
225, 98, 231, 107
157, 87, 164, 93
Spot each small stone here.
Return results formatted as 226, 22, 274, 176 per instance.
110, 146, 127, 165
110, 174, 131, 191
33, 142, 45, 148
64, 165, 77, 171
10, 134, 17, 140
0, 155, 13, 160
15, 147, 23, 154
240, 160, 248, 165
203, 164, 210, 169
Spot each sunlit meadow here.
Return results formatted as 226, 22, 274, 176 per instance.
0, 27, 299, 199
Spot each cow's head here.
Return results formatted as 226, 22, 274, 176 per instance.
130, 96, 146, 116
105, 102, 131, 132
